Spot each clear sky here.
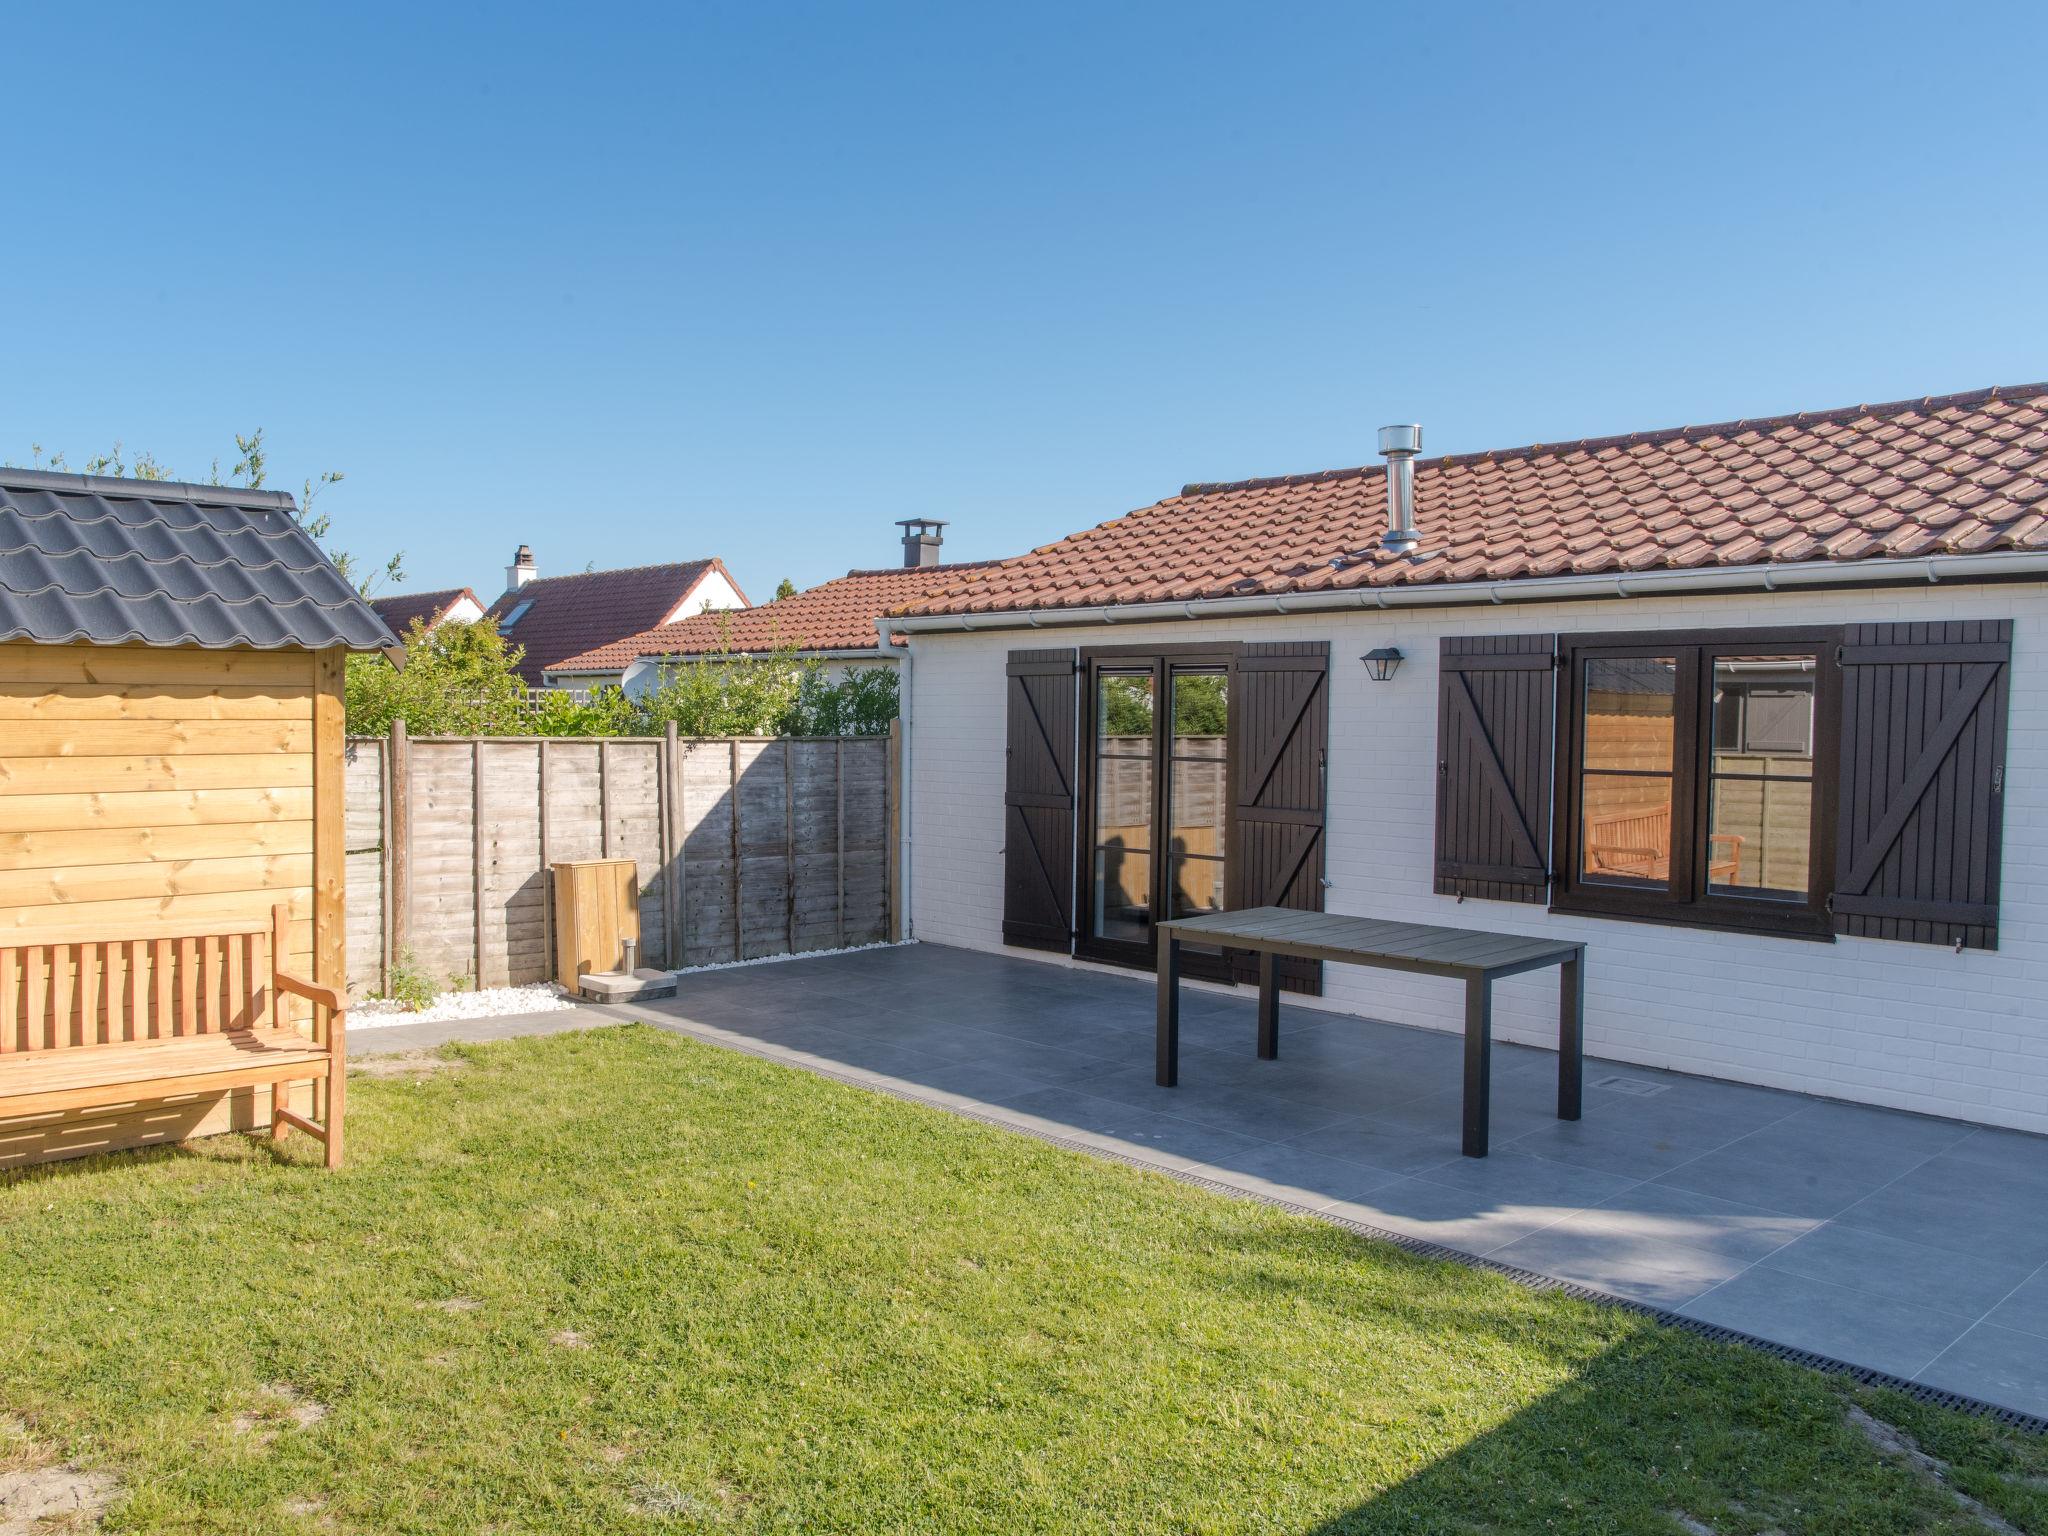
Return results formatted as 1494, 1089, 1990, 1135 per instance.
5, 2, 2043, 603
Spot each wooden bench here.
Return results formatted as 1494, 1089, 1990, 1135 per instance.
1585, 806, 1743, 886
0, 904, 347, 1168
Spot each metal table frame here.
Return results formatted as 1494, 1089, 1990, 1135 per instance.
1155, 907, 1586, 1157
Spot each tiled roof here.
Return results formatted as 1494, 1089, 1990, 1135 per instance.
483, 559, 746, 683
0, 469, 398, 652
550, 561, 1000, 673
370, 586, 481, 635
901, 384, 2048, 618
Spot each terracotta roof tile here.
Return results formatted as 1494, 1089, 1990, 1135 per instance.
549, 561, 1001, 674
899, 384, 2048, 619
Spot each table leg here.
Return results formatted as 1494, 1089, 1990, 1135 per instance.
1462, 974, 1492, 1158
1558, 951, 1584, 1122
1256, 949, 1279, 1060
1155, 933, 1181, 1087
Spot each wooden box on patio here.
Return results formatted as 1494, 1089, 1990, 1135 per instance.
551, 858, 642, 986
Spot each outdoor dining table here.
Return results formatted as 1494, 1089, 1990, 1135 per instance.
1154, 907, 1586, 1157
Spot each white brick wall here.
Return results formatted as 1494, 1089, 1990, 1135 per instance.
905, 581, 2048, 1134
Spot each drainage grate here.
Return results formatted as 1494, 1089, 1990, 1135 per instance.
1592, 1074, 1670, 1097
588, 1002, 2048, 1438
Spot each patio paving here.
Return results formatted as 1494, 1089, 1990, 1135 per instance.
357, 941, 2048, 1421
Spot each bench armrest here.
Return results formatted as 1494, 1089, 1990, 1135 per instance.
275, 969, 346, 1015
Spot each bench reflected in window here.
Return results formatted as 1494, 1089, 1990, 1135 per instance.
1556, 629, 1837, 939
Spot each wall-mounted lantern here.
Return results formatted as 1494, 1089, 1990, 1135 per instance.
1361, 646, 1405, 683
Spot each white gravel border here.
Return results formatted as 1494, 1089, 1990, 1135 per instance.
353, 984, 577, 1030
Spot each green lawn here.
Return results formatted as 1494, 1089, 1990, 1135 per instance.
2, 1024, 2042, 1535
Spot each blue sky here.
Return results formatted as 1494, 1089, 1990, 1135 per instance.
4, 2, 2042, 602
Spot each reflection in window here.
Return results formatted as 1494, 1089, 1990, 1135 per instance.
1093, 671, 1154, 941
1168, 670, 1227, 919
1579, 656, 1677, 886
1708, 656, 1816, 897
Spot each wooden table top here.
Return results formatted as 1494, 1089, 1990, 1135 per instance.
1155, 907, 1582, 980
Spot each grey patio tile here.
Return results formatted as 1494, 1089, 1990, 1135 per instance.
1983, 1266, 2048, 1342
1084, 1067, 1364, 1144
1283, 1106, 1473, 1177
1178, 1142, 1404, 1212
1505, 1101, 1773, 1179
1832, 1168, 2048, 1270
1758, 1221, 2038, 1320
980, 1085, 1267, 1171
1568, 1183, 1819, 1265
1679, 1266, 1975, 1381
1320, 1177, 1579, 1257
1408, 1149, 1643, 1211
1939, 1126, 2048, 1184
1488, 1222, 1751, 1307
1650, 1109, 1952, 1220
1771, 1098, 1978, 1157
1915, 1324, 2048, 1419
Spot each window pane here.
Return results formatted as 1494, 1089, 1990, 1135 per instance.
1708, 655, 1816, 898
1580, 772, 1674, 886
1093, 844, 1151, 942
1708, 776, 1812, 897
1582, 656, 1677, 769
1172, 671, 1228, 740
1168, 854, 1225, 919
1093, 753, 1152, 864
1097, 670, 1154, 746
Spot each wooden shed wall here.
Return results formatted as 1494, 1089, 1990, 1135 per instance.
0, 640, 346, 1167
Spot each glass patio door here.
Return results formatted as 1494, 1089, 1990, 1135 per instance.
1081, 654, 1230, 970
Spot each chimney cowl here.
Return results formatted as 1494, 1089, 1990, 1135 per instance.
895, 517, 948, 569
1377, 424, 1423, 557
506, 544, 539, 591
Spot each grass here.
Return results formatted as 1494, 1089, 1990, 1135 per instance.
2, 1024, 2042, 1535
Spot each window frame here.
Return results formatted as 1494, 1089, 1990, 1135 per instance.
1075, 642, 1238, 976
1550, 625, 1842, 941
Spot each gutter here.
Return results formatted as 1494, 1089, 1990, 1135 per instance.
876, 619, 912, 939
885, 552, 2048, 635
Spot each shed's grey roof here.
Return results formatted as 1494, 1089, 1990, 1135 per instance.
0, 469, 400, 653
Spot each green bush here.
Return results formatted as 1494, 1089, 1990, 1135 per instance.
347, 618, 901, 740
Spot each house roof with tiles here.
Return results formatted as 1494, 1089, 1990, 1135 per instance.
369, 586, 482, 635
898, 384, 2048, 618
551, 561, 1002, 673
485, 558, 748, 683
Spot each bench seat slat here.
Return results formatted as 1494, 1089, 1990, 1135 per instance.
0, 1028, 329, 1118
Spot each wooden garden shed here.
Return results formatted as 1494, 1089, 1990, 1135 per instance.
0, 469, 398, 1168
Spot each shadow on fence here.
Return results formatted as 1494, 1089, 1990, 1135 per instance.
343, 723, 899, 998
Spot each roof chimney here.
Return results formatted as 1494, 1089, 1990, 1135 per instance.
506, 544, 538, 591
1377, 425, 1423, 557
896, 518, 947, 569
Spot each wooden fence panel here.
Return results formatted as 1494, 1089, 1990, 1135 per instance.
407, 743, 478, 984
344, 733, 894, 995
342, 738, 386, 998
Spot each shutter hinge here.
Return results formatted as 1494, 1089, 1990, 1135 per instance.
1823, 892, 1834, 915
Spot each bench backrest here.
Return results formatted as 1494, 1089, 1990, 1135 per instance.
0, 904, 290, 1056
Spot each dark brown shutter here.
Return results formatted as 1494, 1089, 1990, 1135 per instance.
1227, 642, 1328, 993
1003, 648, 1078, 952
1833, 620, 2012, 950
1434, 635, 1555, 902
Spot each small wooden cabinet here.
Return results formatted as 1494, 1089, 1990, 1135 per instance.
551, 858, 641, 985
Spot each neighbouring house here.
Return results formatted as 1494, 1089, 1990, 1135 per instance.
368, 585, 486, 636
886, 382, 2048, 1135
548, 519, 994, 692
0, 468, 397, 1168
483, 544, 750, 686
